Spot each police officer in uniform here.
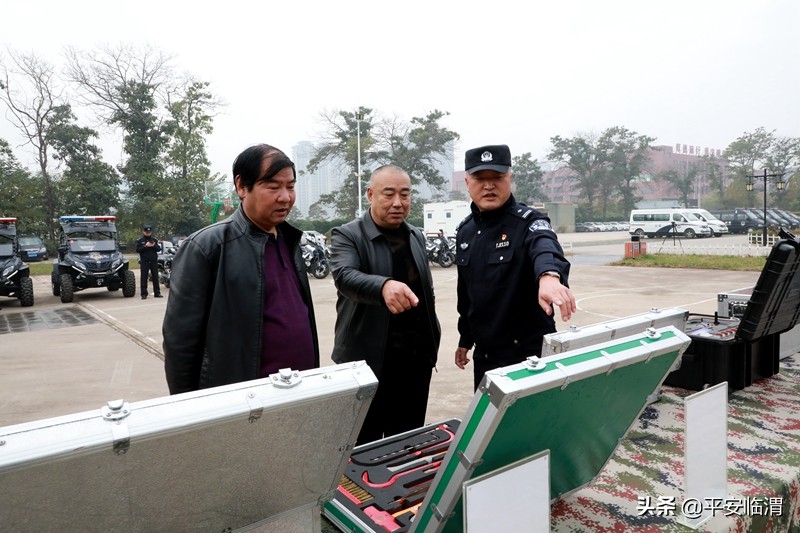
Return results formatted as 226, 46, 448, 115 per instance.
454, 144, 576, 390
136, 224, 162, 299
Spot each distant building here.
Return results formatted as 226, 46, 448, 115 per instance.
292, 141, 347, 217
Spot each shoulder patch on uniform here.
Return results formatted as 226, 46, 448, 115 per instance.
510, 207, 534, 220
528, 219, 554, 232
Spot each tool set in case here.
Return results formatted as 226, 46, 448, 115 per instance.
0, 362, 378, 532
664, 232, 800, 391
324, 420, 460, 533
325, 326, 690, 532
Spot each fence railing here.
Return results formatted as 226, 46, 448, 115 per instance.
747, 232, 780, 247
649, 241, 772, 257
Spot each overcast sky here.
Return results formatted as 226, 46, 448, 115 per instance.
2, 0, 798, 177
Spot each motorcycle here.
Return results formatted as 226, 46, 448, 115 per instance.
426, 236, 455, 268
302, 243, 330, 279
157, 249, 174, 288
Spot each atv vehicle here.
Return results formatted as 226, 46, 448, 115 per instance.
0, 217, 34, 307
51, 216, 136, 303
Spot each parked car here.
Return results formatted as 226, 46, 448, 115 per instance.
683, 209, 728, 237
18, 235, 49, 261
707, 209, 764, 234
629, 208, 712, 238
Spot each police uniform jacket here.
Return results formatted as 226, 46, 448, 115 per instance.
162, 208, 320, 394
135, 235, 161, 262
456, 194, 570, 362
330, 210, 441, 378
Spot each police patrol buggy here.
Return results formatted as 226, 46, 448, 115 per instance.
51, 216, 136, 303
0, 217, 34, 307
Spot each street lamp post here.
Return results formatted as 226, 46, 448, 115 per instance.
746, 169, 785, 246
355, 111, 363, 218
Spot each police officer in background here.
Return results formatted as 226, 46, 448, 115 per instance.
136, 224, 162, 300
454, 144, 576, 390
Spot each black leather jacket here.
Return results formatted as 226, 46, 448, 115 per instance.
163, 208, 319, 394
330, 210, 440, 378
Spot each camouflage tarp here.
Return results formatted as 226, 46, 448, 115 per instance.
551, 354, 800, 532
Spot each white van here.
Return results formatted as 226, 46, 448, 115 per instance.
629, 209, 712, 239
683, 208, 728, 237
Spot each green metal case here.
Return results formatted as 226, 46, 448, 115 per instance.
414, 326, 690, 532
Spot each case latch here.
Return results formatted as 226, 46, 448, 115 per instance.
102, 399, 130, 421
524, 356, 547, 371
270, 368, 302, 388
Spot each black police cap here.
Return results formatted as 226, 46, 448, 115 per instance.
465, 144, 512, 174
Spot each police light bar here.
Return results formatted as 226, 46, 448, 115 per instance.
59, 216, 116, 222
0, 217, 17, 223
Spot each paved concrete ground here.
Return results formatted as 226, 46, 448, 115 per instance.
0, 231, 762, 428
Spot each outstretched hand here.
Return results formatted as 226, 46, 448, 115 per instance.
538, 275, 576, 321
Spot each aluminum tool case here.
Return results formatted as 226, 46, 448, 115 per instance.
413, 326, 690, 533
325, 326, 688, 533
665, 234, 800, 391
0, 362, 377, 532
542, 307, 688, 356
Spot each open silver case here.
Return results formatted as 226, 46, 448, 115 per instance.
0, 362, 377, 532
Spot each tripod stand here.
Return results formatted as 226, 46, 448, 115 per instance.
657, 221, 683, 253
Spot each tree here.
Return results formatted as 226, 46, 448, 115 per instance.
0, 138, 44, 234
65, 44, 173, 232
308, 107, 375, 219
48, 104, 120, 215
548, 132, 608, 213
700, 154, 728, 206
161, 80, 219, 236
309, 108, 459, 218
725, 128, 774, 208
549, 127, 654, 219
600, 127, 654, 217
764, 136, 800, 210
372, 110, 459, 197
511, 153, 547, 204
0, 50, 64, 240
725, 128, 800, 210
658, 167, 698, 208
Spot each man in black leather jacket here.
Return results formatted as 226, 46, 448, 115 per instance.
162, 144, 319, 394
331, 165, 441, 444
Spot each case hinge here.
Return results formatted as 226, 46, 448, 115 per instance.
457, 450, 483, 472
246, 392, 263, 423
102, 400, 131, 455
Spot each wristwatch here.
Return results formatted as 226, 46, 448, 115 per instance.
539, 271, 561, 280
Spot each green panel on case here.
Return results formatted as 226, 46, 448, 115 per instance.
413, 327, 689, 533
439, 349, 681, 532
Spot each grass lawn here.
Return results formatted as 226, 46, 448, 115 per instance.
611, 254, 766, 271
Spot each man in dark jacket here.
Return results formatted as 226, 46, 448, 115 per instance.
455, 144, 576, 390
135, 225, 162, 299
162, 144, 319, 394
331, 165, 441, 444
